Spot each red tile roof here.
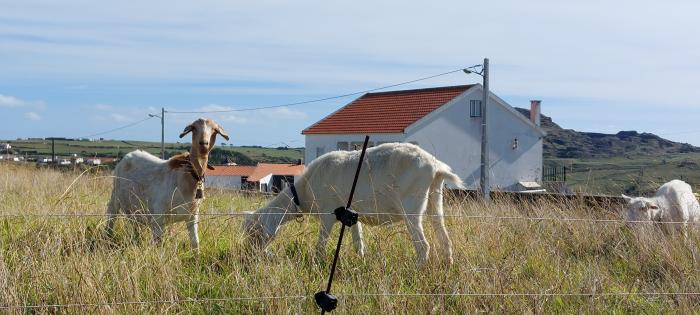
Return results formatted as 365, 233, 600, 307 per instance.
247, 163, 305, 182
303, 85, 475, 134
206, 165, 256, 176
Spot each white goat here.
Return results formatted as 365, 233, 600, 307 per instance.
106, 118, 229, 252
243, 142, 464, 265
622, 179, 700, 237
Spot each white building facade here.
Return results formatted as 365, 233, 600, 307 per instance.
302, 85, 546, 192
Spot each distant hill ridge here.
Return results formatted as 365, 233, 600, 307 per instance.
515, 108, 700, 158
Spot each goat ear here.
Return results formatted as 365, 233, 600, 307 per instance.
647, 202, 659, 210
215, 124, 230, 141
179, 124, 194, 138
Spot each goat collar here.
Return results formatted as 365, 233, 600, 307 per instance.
187, 159, 210, 200
187, 162, 205, 182
289, 183, 301, 207
186, 156, 212, 183
289, 182, 304, 222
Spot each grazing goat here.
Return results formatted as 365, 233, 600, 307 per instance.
106, 118, 229, 252
243, 142, 464, 265
622, 179, 700, 237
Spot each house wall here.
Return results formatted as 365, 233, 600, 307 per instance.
205, 175, 243, 189
304, 133, 404, 164
403, 89, 482, 189
259, 174, 273, 192
405, 87, 543, 191
486, 95, 543, 190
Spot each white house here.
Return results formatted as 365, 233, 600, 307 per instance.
247, 163, 305, 193
205, 165, 256, 189
205, 163, 305, 192
302, 84, 546, 192
0, 143, 10, 151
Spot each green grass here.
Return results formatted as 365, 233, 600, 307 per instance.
4, 139, 303, 163
2, 162, 700, 313
547, 152, 700, 195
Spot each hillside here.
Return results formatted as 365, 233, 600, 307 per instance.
1, 139, 303, 166
515, 108, 700, 158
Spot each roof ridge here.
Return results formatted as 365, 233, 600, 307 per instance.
302, 84, 475, 135
364, 84, 475, 96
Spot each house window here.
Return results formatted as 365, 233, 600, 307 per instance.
316, 146, 325, 158
350, 141, 374, 150
337, 142, 349, 151
470, 100, 482, 117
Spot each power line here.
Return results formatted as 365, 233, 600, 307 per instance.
78, 116, 155, 139
165, 66, 481, 114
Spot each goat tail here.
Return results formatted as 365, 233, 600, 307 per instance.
434, 161, 465, 189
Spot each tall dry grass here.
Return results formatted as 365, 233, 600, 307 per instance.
1, 162, 700, 313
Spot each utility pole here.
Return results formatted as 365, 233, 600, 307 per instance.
480, 58, 490, 201
161, 107, 165, 159
150, 108, 166, 159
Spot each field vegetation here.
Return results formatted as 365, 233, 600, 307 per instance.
548, 152, 700, 196
4, 139, 303, 165
1, 162, 700, 313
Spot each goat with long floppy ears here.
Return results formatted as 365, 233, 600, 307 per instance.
106, 118, 229, 252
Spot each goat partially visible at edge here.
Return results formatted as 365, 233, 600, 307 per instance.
622, 179, 700, 237
243, 142, 464, 265
106, 118, 229, 252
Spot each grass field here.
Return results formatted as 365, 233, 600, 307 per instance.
4, 139, 303, 164
2, 162, 700, 313
548, 152, 700, 196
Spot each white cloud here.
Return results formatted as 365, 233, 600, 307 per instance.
110, 113, 130, 122
199, 104, 234, 112
262, 107, 308, 120
220, 114, 248, 124
25, 112, 41, 121
0, 95, 24, 107
0, 94, 45, 108
95, 104, 113, 111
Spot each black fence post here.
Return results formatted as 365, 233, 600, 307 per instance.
315, 135, 370, 314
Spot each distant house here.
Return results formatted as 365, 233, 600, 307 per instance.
247, 163, 305, 193
85, 159, 102, 166
205, 165, 256, 190
205, 163, 306, 192
0, 143, 11, 151
302, 85, 546, 192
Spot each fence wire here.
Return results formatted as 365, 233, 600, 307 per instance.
0, 211, 696, 225
2, 291, 700, 310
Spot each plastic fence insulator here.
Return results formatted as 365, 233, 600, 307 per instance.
314, 292, 338, 312
334, 207, 358, 227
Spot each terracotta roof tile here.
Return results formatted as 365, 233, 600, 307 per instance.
247, 163, 305, 182
206, 165, 256, 176
303, 85, 475, 134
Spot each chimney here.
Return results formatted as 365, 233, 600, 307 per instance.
529, 100, 541, 127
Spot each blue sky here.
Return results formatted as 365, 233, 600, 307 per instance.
1, 0, 700, 146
